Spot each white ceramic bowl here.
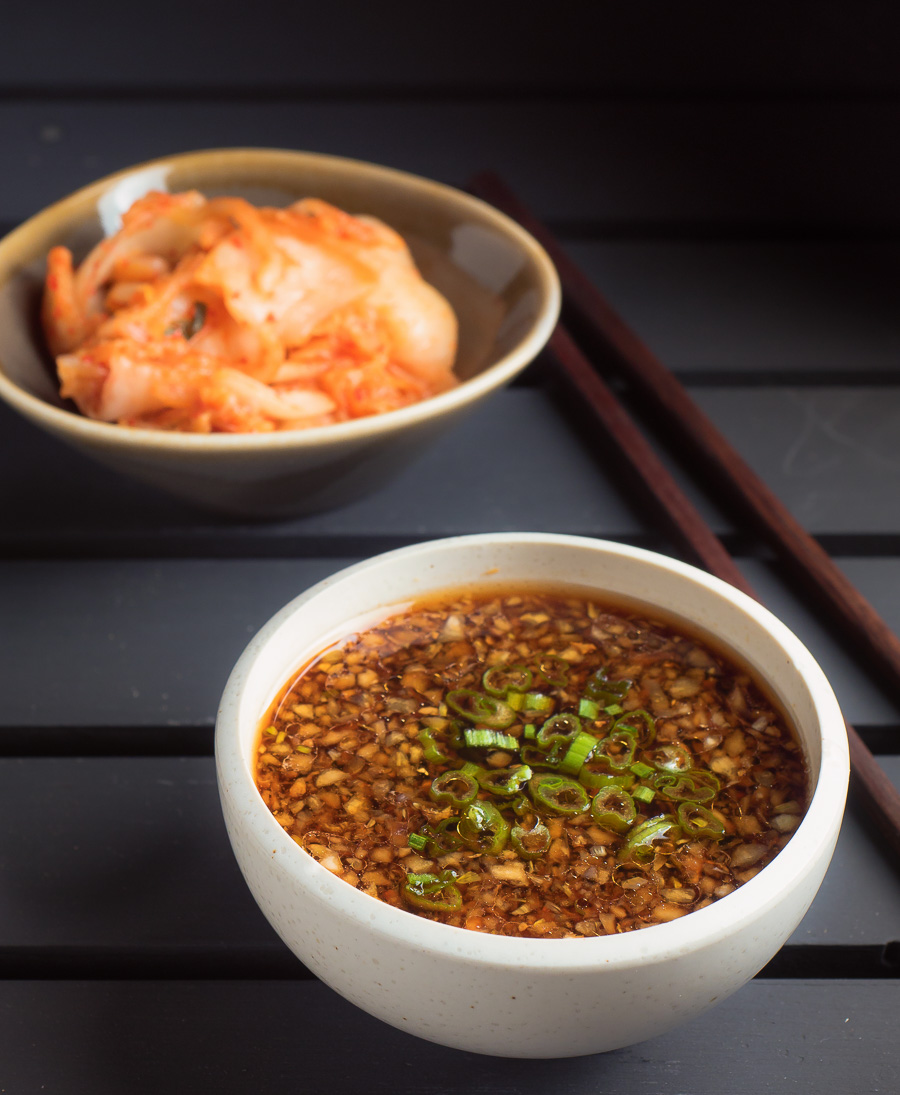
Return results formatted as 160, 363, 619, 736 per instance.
216, 533, 848, 1057
0, 149, 559, 517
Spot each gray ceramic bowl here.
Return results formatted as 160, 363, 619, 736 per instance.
0, 149, 560, 517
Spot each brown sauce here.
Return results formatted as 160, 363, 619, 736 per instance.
254, 587, 808, 938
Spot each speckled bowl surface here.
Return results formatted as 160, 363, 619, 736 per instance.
0, 149, 559, 517
215, 533, 849, 1057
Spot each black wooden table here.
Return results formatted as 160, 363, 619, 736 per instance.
2, 6, 899, 1091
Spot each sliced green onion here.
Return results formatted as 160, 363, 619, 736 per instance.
685, 768, 721, 797
618, 815, 680, 863
578, 698, 600, 720
536, 712, 582, 750
537, 655, 569, 687
590, 787, 636, 833
603, 703, 623, 715
612, 708, 656, 744
520, 743, 564, 770
584, 669, 631, 704
511, 793, 532, 817
458, 801, 510, 854
579, 769, 636, 792
464, 728, 518, 750
263, 726, 278, 736
511, 818, 552, 859
418, 728, 454, 765
421, 817, 464, 856
429, 766, 480, 808
654, 771, 717, 804
482, 664, 532, 697
633, 784, 656, 805
529, 773, 590, 816
558, 730, 599, 775
592, 729, 637, 771
652, 743, 692, 773
447, 689, 515, 729
408, 832, 428, 851
630, 761, 654, 779
477, 764, 533, 797
522, 692, 554, 713
402, 870, 462, 912
507, 692, 526, 711
677, 802, 726, 840
523, 724, 536, 741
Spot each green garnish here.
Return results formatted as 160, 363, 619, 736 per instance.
618, 815, 680, 863
536, 655, 569, 687
477, 764, 533, 797
592, 728, 638, 771
418, 728, 454, 765
446, 689, 515, 729
482, 664, 533, 697
529, 773, 589, 816
402, 870, 462, 912
511, 817, 552, 859
632, 784, 656, 805
630, 761, 654, 779
458, 801, 511, 854
677, 802, 726, 840
558, 730, 599, 775
429, 766, 480, 808
536, 712, 582, 750
578, 698, 600, 720
590, 786, 637, 833
463, 728, 518, 750
522, 692, 554, 713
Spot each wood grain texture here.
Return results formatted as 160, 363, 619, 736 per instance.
3, 558, 900, 729
6, 388, 900, 554
1, 979, 897, 1093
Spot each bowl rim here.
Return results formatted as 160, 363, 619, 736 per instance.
0, 147, 561, 452
215, 532, 849, 973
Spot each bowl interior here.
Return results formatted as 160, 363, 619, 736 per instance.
0, 149, 551, 409
222, 534, 847, 963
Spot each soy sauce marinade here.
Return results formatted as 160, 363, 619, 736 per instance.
255, 588, 808, 938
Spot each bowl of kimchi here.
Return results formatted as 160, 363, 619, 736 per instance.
0, 148, 560, 516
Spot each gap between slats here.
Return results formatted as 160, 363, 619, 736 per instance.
0, 943, 897, 981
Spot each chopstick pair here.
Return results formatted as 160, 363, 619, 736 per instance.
468, 172, 900, 861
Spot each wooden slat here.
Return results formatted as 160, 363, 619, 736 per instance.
2, 556, 899, 728
0, 390, 643, 553
0, 757, 897, 951
6, 387, 900, 552
1, 979, 897, 1091
567, 242, 900, 378
2, 100, 900, 233
5, 3, 900, 91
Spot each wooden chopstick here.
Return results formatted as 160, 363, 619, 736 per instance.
470, 172, 900, 701
468, 173, 900, 860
